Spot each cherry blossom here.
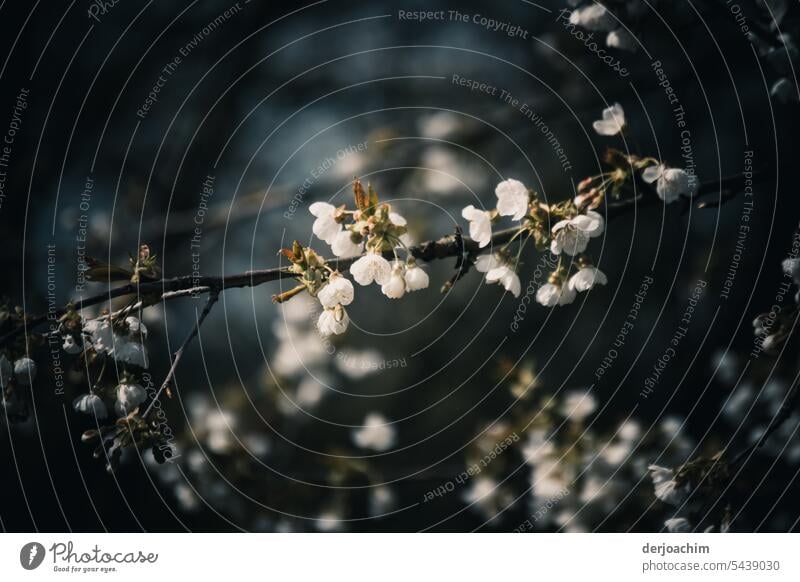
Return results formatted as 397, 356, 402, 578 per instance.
495, 178, 529, 221
330, 230, 363, 258
309, 202, 341, 244
62, 334, 82, 355
317, 305, 349, 337
389, 211, 407, 227
782, 257, 800, 284
648, 464, 688, 506
350, 253, 392, 286
352, 412, 396, 451
114, 341, 149, 368
73, 393, 108, 419
536, 282, 577, 307
664, 517, 692, 533
641, 164, 697, 203
381, 262, 407, 299
317, 273, 354, 308
569, 4, 617, 32
475, 254, 521, 297
404, 261, 429, 292
568, 267, 608, 292
606, 28, 637, 51
592, 103, 626, 136
461, 205, 492, 248
560, 390, 597, 421
550, 211, 604, 255
114, 381, 147, 416
13, 357, 37, 385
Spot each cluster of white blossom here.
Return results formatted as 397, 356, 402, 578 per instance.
456, 365, 699, 531
66, 315, 150, 422
461, 102, 701, 310
271, 293, 386, 417
522, 391, 695, 532
305, 182, 429, 337
144, 383, 397, 531
462, 178, 608, 307
82, 316, 149, 368
591, 103, 698, 202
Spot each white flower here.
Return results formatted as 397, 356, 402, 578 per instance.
782, 257, 800, 285
641, 164, 696, 203
531, 460, 570, 501
579, 476, 608, 504
317, 274, 354, 308
115, 382, 147, 416
462, 205, 492, 248
0, 354, 12, 388
114, 339, 149, 368
522, 430, 555, 464
486, 264, 521, 298
568, 267, 608, 292
309, 202, 342, 244
125, 316, 147, 337
463, 477, 499, 506
84, 319, 113, 353
330, 230, 363, 258
601, 441, 632, 465
665, 517, 692, 533
350, 253, 391, 286
495, 178, 529, 221
550, 212, 604, 256
389, 211, 407, 227
352, 412, 396, 451
13, 358, 37, 385
62, 334, 82, 354
204, 409, 237, 454
592, 103, 626, 136
404, 262, 429, 292
536, 282, 577, 307
295, 376, 327, 408
73, 393, 108, 419
551, 222, 589, 255
618, 419, 642, 442
607, 28, 637, 51
475, 254, 521, 297
369, 485, 396, 516
578, 210, 605, 237
648, 465, 689, 506
381, 262, 407, 299
569, 4, 617, 31
315, 510, 343, 532
317, 306, 349, 337
560, 390, 597, 421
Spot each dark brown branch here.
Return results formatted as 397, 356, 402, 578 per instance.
1, 169, 766, 349
606, 167, 771, 219
140, 290, 219, 419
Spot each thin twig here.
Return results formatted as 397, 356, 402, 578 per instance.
140, 290, 219, 419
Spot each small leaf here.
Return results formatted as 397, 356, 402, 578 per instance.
353, 178, 369, 211
84, 258, 133, 282
367, 183, 379, 211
